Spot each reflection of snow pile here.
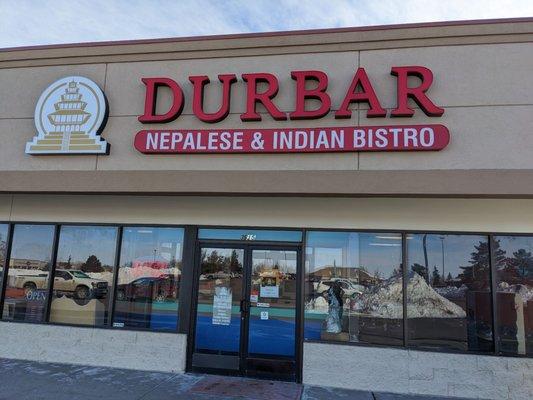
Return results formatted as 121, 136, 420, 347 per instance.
406, 273, 466, 318
498, 282, 533, 303
307, 296, 328, 313
435, 285, 468, 299
305, 272, 467, 319
86, 271, 114, 283
7, 269, 47, 276
356, 274, 404, 319
357, 272, 466, 319
117, 267, 180, 284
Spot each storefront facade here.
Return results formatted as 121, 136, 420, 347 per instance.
0, 17, 532, 399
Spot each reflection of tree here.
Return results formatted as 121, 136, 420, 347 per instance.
82, 255, 104, 273
508, 249, 533, 278
229, 250, 242, 273
201, 250, 242, 274
499, 247, 533, 284
446, 272, 453, 285
459, 240, 504, 288
0, 234, 6, 260
431, 266, 442, 286
411, 263, 428, 282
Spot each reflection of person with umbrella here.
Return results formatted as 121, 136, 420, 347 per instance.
326, 281, 344, 333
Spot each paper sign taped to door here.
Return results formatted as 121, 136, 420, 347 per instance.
260, 285, 279, 298
212, 286, 232, 326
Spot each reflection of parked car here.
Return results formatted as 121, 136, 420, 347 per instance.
116, 274, 179, 302
53, 269, 108, 300
315, 279, 364, 297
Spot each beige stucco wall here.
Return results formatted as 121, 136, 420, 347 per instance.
0, 19, 532, 195
0, 194, 531, 233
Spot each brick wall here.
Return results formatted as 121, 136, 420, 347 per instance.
303, 342, 533, 400
0, 322, 187, 373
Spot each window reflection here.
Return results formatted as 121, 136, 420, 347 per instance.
2, 225, 55, 322
406, 234, 493, 352
0, 224, 8, 295
494, 236, 533, 356
195, 248, 244, 355
50, 226, 118, 326
305, 232, 403, 345
113, 227, 184, 331
249, 250, 297, 357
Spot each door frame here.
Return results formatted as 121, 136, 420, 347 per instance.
186, 239, 303, 382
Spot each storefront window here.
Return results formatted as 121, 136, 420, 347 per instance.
305, 231, 403, 346
0, 224, 9, 292
2, 224, 55, 322
494, 236, 533, 356
406, 234, 493, 352
49, 226, 118, 326
113, 227, 184, 331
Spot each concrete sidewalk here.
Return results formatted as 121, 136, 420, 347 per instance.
0, 358, 478, 400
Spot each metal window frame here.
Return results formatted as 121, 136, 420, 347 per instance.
0, 223, 14, 320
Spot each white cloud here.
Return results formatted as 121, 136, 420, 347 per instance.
0, 0, 531, 48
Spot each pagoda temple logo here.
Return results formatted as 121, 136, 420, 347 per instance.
26, 76, 109, 154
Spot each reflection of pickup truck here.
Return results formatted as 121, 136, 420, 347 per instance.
13, 272, 48, 295
53, 270, 108, 299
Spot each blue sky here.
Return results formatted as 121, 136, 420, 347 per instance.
0, 0, 532, 48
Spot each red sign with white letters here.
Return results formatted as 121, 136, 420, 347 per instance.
134, 125, 449, 154
135, 66, 450, 154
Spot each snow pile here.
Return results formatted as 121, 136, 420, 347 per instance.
498, 282, 533, 303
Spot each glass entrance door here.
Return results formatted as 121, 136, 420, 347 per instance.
192, 246, 245, 371
246, 249, 298, 379
190, 244, 300, 381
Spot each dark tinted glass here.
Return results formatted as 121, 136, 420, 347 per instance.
494, 236, 533, 356
50, 226, 118, 326
2, 224, 55, 322
305, 231, 403, 346
198, 229, 302, 242
406, 234, 493, 352
113, 227, 184, 331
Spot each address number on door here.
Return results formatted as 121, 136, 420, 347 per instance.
241, 234, 257, 241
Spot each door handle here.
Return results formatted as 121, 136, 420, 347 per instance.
240, 299, 249, 314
